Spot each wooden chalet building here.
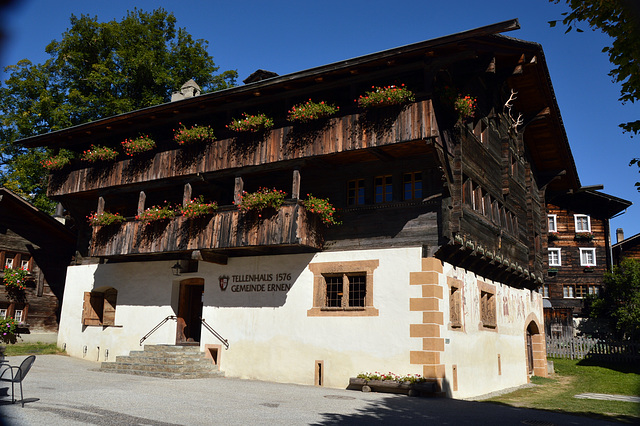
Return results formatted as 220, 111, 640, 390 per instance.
612, 229, 640, 265
0, 187, 76, 341
18, 20, 582, 397
544, 191, 631, 337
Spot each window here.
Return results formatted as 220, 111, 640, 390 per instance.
575, 285, 587, 299
374, 175, 392, 203
548, 215, 557, 233
563, 285, 575, 298
82, 288, 118, 326
589, 285, 601, 296
4, 257, 13, 269
574, 214, 591, 232
580, 248, 596, 266
449, 279, 463, 329
403, 172, 422, 201
538, 284, 549, 298
0, 309, 6, 319
548, 248, 562, 267
13, 309, 23, 323
347, 179, 365, 206
308, 260, 379, 317
478, 281, 497, 329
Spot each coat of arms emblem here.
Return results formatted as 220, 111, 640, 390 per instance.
219, 275, 229, 291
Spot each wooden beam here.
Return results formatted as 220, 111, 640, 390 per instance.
137, 191, 146, 216
234, 177, 244, 205
183, 183, 192, 206
191, 250, 228, 265
292, 169, 301, 200
97, 197, 105, 215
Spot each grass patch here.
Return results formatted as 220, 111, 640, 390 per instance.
487, 358, 640, 423
3, 342, 64, 356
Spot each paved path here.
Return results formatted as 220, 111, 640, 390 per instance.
0, 355, 626, 425
575, 393, 640, 403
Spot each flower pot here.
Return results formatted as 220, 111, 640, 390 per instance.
348, 377, 437, 397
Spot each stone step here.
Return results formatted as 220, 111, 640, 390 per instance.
142, 344, 202, 353
101, 368, 225, 379
113, 355, 213, 366
101, 361, 218, 374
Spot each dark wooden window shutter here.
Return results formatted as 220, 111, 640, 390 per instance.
102, 288, 117, 326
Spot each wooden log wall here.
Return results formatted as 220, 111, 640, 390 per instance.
49, 101, 439, 197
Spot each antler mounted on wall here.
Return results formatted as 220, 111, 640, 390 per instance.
504, 89, 524, 131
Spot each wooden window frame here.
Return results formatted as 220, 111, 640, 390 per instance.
307, 260, 379, 317
548, 214, 557, 233
574, 214, 591, 233
478, 281, 497, 330
347, 179, 365, 206
579, 248, 596, 266
374, 175, 393, 204
82, 288, 118, 326
563, 285, 575, 298
403, 172, 422, 201
548, 248, 562, 267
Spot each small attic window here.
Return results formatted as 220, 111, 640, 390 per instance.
243, 69, 279, 84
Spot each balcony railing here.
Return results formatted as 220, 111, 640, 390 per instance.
89, 202, 323, 258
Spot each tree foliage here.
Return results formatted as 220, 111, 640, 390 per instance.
587, 258, 640, 341
0, 8, 237, 212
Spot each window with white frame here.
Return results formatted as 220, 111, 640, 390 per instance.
538, 284, 549, 298
589, 285, 601, 296
580, 248, 596, 266
13, 309, 23, 323
548, 248, 562, 266
574, 214, 591, 232
0, 308, 6, 319
20, 259, 30, 271
548, 214, 557, 233
563, 285, 575, 298
4, 257, 13, 269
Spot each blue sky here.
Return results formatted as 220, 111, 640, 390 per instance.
1, 0, 639, 240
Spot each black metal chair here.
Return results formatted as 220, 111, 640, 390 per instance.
0, 355, 35, 407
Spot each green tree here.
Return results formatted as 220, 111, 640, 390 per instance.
0, 8, 237, 212
587, 258, 640, 341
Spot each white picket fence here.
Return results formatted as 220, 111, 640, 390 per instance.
546, 336, 640, 362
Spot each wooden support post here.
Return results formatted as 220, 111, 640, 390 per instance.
292, 169, 301, 200
183, 183, 192, 206
234, 176, 244, 205
137, 191, 146, 216
55, 203, 64, 216
97, 197, 105, 215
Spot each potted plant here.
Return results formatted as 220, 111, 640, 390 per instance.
227, 113, 274, 133
0, 317, 18, 344
356, 84, 415, 109
181, 196, 218, 219
174, 123, 216, 145
454, 94, 477, 120
81, 145, 118, 162
349, 371, 436, 396
87, 211, 127, 226
288, 100, 339, 123
41, 149, 75, 170
121, 135, 156, 156
2, 267, 28, 290
136, 203, 176, 224
302, 194, 340, 225
236, 188, 287, 215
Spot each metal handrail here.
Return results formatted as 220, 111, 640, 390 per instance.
200, 318, 229, 350
139, 315, 177, 346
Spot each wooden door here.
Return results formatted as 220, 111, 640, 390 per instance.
176, 278, 204, 345
526, 328, 534, 375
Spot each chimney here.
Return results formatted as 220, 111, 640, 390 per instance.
171, 79, 201, 102
616, 228, 624, 243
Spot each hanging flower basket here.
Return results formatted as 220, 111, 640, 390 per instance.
87, 211, 127, 226
136, 203, 176, 224
302, 194, 340, 225
81, 145, 118, 162
235, 188, 286, 214
288, 100, 339, 123
41, 149, 75, 170
181, 196, 218, 219
174, 123, 216, 145
2, 267, 28, 290
121, 135, 156, 156
227, 113, 274, 133
356, 84, 415, 109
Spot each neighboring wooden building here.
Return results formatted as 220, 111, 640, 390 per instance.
612, 229, 640, 265
19, 20, 578, 397
0, 187, 76, 341
544, 190, 631, 336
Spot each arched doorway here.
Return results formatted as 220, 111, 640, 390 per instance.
176, 278, 204, 345
524, 317, 548, 377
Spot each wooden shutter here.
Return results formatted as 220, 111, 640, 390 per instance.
82, 291, 102, 326
102, 288, 117, 326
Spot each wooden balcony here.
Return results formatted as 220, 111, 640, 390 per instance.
89, 202, 323, 259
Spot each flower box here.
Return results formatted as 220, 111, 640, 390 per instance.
41, 149, 74, 170
121, 135, 156, 156
174, 123, 216, 145
236, 188, 286, 215
82, 145, 118, 162
288, 100, 338, 123
88, 211, 126, 226
136, 204, 176, 224
575, 232, 594, 241
356, 84, 415, 109
181, 196, 218, 219
227, 113, 274, 133
302, 194, 340, 225
454, 95, 477, 119
348, 377, 436, 397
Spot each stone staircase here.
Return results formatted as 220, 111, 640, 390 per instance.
100, 344, 224, 379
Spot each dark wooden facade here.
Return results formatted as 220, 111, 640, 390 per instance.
0, 188, 76, 335
20, 20, 585, 289
545, 191, 631, 316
